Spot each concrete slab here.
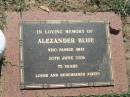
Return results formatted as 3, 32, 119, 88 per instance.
3, 10, 128, 97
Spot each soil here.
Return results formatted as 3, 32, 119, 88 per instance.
124, 21, 130, 85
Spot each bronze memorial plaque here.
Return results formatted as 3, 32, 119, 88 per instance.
20, 21, 113, 89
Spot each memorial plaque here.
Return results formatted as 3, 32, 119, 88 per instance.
20, 21, 113, 89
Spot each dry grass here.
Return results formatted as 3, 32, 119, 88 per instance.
0, 0, 129, 25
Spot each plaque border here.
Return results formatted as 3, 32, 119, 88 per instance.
19, 20, 114, 89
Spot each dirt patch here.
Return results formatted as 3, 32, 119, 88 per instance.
124, 19, 130, 85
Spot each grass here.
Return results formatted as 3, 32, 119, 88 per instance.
76, 93, 130, 97
99, 0, 130, 16
0, 13, 6, 30
36, 93, 130, 97
0, 0, 129, 30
